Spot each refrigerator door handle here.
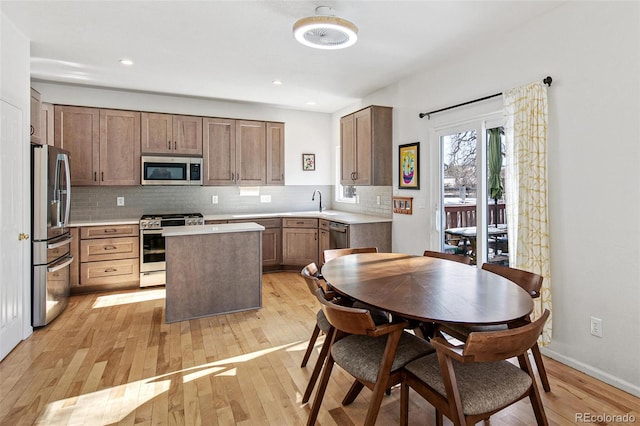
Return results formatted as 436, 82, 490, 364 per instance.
62, 153, 71, 227
47, 254, 74, 273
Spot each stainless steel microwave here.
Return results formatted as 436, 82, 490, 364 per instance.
141, 156, 203, 186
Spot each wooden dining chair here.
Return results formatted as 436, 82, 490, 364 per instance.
423, 250, 472, 265
307, 288, 435, 426
323, 246, 378, 264
435, 263, 551, 392
401, 310, 550, 426
299, 263, 336, 403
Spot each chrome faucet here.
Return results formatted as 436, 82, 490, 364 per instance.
312, 190, 324, 212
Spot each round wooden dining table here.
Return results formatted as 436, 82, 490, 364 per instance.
321, 252, 533, 325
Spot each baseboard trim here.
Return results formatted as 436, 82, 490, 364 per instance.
541, 347, 640, 397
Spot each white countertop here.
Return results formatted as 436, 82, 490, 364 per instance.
162, 222, 265, 237
69, 210, 391, 227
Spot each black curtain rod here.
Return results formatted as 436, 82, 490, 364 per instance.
418, 76, 552, 119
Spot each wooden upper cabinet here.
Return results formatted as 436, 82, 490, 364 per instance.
30, 88, 42, 144
174, 115, 203, 155
203, 117, 236, 185
237, 120, 266, 185
55, 105, 101, 186
41, 102, 55, 146
99, 109, 141, 185
340, 105, 392, 186
55, 106, 140, 186
266, 122, 285, 185
141, 112, 202, 156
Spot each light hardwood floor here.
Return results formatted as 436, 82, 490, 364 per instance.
1, 272, 638, 425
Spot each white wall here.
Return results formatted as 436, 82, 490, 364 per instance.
336, 2, 640, 396
32, 82, 334, 186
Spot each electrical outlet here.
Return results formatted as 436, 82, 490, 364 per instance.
590, 316, 603, 338
376, 196, 381, 205
260, 195, 271, 203
211, 195, 218, 204
117, 197, 125, 206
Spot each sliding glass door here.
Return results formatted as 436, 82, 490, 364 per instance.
437, 115, 509, 266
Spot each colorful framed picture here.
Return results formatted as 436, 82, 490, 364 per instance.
302, 153, 315, 171
399, 142, 420, 189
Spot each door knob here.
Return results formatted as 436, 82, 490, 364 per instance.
18, 233, 30, 241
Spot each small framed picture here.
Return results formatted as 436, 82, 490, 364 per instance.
302, 153, 315, 171
399, 142, 420, 189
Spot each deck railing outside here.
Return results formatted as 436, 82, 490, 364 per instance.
444, 202, 506, 229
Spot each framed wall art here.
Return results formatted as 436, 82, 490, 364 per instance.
399, 142, 420, 189
302, 153, 315, 171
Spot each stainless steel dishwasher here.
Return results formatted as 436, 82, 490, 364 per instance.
329, 222, 349, 249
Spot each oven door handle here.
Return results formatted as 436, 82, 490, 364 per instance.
142, 229, 164, 235
48, 255, 74, 273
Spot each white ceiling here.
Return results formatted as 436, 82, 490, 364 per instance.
1, 1, 563, 113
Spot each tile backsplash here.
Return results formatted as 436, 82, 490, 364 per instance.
70, 185, 393, 221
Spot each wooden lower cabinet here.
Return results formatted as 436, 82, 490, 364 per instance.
73, 224, 140, 293
282, 218, 319, 266
69, 227, 80, 287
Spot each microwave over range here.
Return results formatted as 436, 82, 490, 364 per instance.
141, 155, 203, 186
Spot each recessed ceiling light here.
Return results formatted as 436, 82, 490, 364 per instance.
293, 6, 358, 50
272, 80, 283, 85
119, 59, 133, 66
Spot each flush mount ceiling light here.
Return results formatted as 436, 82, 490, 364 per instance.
293, 6, 358, 50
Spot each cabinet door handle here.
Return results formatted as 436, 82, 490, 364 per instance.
101, 172, 104, 182
168, 140, 171, 150
315, 232, 317, 241
236, 172, 239, 182
94, 172, 97, 182
30, 125, 35, 136
174, 141, 177, 150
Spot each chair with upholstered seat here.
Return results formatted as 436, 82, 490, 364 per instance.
423, 250, 472, 265
300, 262, 389, 404
401, 310, 550, 426
435, 262, 551, 392
307, 288, 435, 426
323, 246, 378, 264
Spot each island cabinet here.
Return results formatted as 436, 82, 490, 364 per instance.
54, 106, 141, 186
282, 218, 319, 267
228, 218, 281, 270
141, 112, 203, 156
340, 105, 392, 186
74, 224, 140, 293
349, 222, 392, 253
164, 223, 263, 323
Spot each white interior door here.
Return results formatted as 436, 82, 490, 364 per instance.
0, 100, 29, 360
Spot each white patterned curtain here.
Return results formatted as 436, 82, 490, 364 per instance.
503, 82, 552, 345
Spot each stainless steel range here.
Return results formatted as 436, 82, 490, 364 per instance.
139, 213, 204, 287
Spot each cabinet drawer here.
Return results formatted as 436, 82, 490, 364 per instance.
80, 258, 139, 286
81, 224, 139, 239
205, 220, 228, 225
81, 237, 139, 262
319, 219, 330, 231
283, 218, 318, 228
229, 218, 281, 228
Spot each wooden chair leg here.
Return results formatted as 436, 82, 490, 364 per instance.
400, 381, 409, 426
531, 344, 551, 392
302, 327, 333, 403
306, 354, 336, 426
301, 324, 321, 368
342, 379, 365, 405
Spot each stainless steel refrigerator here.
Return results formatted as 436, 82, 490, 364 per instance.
31, 144, 73, 327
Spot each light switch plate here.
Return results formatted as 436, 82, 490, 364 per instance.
117, 197, 125, 206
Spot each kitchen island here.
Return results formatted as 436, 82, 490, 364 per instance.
163, 222, 265, 323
